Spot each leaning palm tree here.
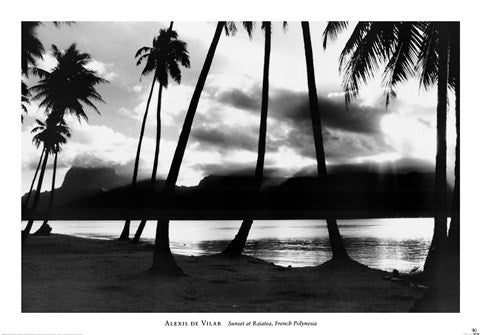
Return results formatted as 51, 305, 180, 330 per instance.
222, 21, 276, 256
32, 118, 71, 235
323, 21, 459, 277
302, 22, 350, 261
120, 23, 191, 242
132, 22, 241, 245
23, 44, 107, 241
147, 21, 226, 275
23, 117, 71, 239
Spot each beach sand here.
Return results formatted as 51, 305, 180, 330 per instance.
22, 234, 425, 312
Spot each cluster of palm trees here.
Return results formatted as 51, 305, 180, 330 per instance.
21, 22, 108, 240
322, 21, 460, 283
118, 21, 191, 243
22, 22, 459, 288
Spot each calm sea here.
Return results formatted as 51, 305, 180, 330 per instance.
23, 219, 434, 272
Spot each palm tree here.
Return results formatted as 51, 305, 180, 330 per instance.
222, 21, 275, 256
21, 22, 72, 121
21, 22, 44, 122
302, 22, 350, 261
323, 21, 459, 278
22, 118, 71, 239
23, 44, 107, 241
33, 118, 71, 235
120, 23, 191, 242
148, 21, 226, 275
132, 22, 243, 245
30, 43, 107, 123
21, 22, 45, 75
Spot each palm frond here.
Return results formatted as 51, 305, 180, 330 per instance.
322, 21, 349, 49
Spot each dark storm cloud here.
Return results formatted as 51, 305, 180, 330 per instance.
216, 86, 389, 135
276, 125, 392, 163
216, 88, 261, 111
191, 124, 259, 152
208, 85, 394, 166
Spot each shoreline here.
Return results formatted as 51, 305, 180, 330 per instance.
22, 234, 426, 312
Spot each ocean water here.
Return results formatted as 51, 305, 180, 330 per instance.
22, 219, 434, 272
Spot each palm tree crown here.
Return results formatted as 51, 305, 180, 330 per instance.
135, 29, 190, 87
31, 118, 71, 154
322, 22, 458, 106
30, 44, 108, 123
22, 21, 45, 75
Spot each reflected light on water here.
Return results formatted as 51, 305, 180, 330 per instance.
22, 218, 434, 272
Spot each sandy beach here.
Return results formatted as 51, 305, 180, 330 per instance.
22, 234, 425, 312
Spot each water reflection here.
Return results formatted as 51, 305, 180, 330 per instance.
22, 218, 433, 272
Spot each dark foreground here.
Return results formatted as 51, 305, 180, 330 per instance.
22, 234, 427, 312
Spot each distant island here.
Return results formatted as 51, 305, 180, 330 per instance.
22, 161, 452, 220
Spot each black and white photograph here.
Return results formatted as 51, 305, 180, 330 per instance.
1, 0, 479, 333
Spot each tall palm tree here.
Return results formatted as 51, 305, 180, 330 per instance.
23, 118, 71, 239
132, 21, 246, 243
323, 21, 459, 278
33, 118, 71, 235
302, 22, 350, 261
130, 25, 191, 243
23, 44, 107, 241
222, 21, 275, 256
120, 23, 191, 242
148, 21, 226, 275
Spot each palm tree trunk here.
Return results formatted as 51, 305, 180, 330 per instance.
151, 85, 163, 183
150, 21, 225, 274
447, 22, 460, 258
24, 148, 45, 208
126, 23, 174, 243
423, 22, 450, 283
301, 21, 349, 261
132, 219, 147, 243
118, 76, 157, 241
23, 148, 49, 241
222, 23, 271, 257
34, 150, 58, 235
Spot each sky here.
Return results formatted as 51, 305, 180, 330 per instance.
21, 21, 457, 193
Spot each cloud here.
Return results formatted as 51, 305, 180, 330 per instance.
191, 124, 259, 152
86, 59, 119, 81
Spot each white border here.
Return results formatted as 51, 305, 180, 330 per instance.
1, 1, 479, 334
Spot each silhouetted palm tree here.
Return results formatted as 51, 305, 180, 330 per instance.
30, 44, 107, 123
23, 44, 107, 241
23, 118, 71, 240
22, 22, 44, 75
120, 22, 191, 242
323, 21, 459, 275
148, 21, 226, 275
222, 21, 277, 257
302, 22, 350, 261
132, 22, 242, 245
21, 22, 72, 121
33, 118, 71, 235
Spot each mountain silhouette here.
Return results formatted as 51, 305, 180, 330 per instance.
22, 166, 452, 220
